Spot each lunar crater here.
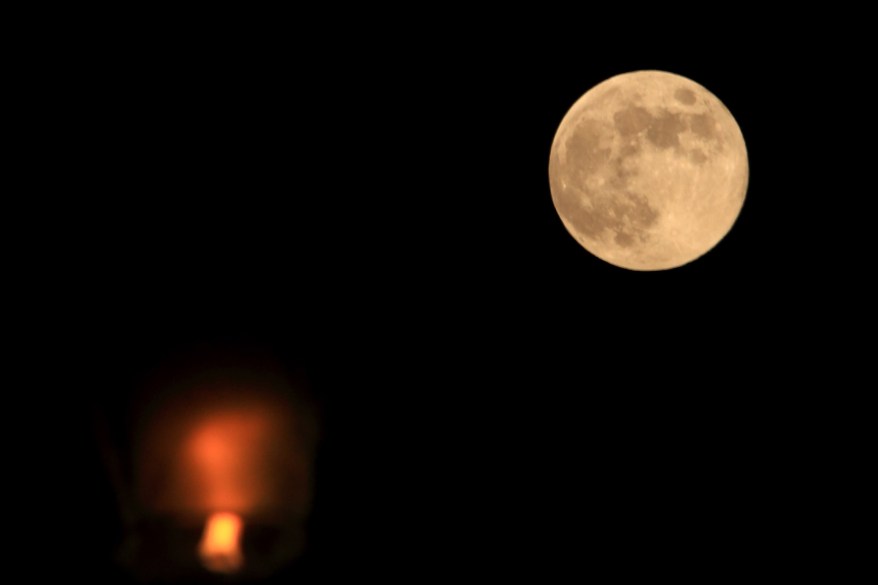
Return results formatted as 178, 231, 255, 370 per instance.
564, 118, 611, 178
645, 111, 687, 149
689, 149, 708, 165
688, 112, 718, 140
674, 88, 696, 104
613, 106, 652, 136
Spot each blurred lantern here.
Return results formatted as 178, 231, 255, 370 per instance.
104, 348, 319, 582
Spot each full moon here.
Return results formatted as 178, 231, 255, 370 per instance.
548, 70, 748, 270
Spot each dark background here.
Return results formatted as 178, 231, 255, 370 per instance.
25, 10, 867, 582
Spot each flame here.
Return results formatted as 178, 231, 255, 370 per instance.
198, 512, 244, 574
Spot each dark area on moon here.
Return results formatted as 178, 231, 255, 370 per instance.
26, 16, 855, 583
551, 92, 721, 250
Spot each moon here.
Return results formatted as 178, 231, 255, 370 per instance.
548, 70, 748, 270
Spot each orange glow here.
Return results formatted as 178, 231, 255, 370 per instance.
198, 512, 244, 574
183, 411, 272, 513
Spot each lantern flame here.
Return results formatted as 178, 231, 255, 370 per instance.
198, 512, 244, 574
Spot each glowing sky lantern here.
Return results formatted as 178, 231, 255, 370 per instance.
125, 358, 318, 580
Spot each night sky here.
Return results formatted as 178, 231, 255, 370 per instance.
29, 12, 865, 583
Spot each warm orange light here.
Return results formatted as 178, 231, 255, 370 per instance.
198, 512, 244, 574
180, 410, 277, 514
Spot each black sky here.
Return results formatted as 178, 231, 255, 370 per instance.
27, 12, 868, 582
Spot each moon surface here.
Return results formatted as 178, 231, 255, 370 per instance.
548, 70, 748, 270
